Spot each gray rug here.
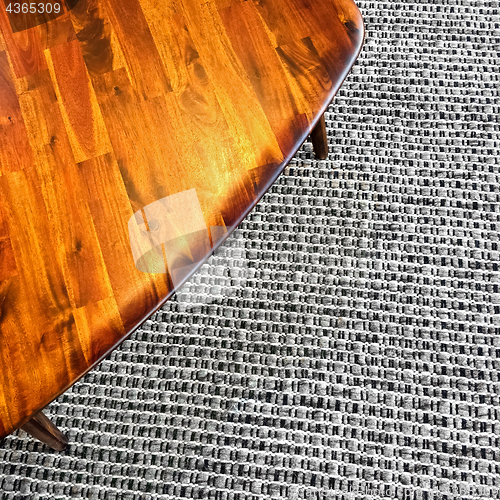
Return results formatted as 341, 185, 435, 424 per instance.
2, 0, 500, 498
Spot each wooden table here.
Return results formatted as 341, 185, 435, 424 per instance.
0, 0, 363, 450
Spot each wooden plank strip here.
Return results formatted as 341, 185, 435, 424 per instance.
0, 239, 17, 282
73, 297, 125, 365
9, 29, 47, 77
136, 8, 244, 231
251, 0, 310, 47
0, 22, 6, 51
14, 69, 58, 157
104, 0, 172, 99
90, 66, 137, 103
78, 152, 169, 331
270, 0, 363, 86
40, 144, 114, 310
69, 0, 126, 76
0, 276, 43, 437
136, 0, 183, 92
218, 1, 301, 120
218, 1, 306, 154
0, 196, 17, 281
275, 37, 333, 121
92, 66, 193, 212
0, 188, 18, 280
46, 39, 112, 162
0, 7, 47, 77
294, 0, 362, 49
178, 0, 283, 169
0, 51, 33, 175
36, 12, 77, 50
95, 88, 173, 211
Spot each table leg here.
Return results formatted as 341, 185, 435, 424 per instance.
310, 114, 328, 160
21, 410, 68, 451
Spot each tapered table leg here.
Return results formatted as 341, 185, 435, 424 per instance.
311, 114, 328, 160
21, 411, 68, 451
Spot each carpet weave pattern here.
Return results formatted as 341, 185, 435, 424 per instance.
1, 0, 500, 498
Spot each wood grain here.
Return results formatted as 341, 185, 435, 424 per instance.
0, 50, 33, 174
0, 0, 363, 439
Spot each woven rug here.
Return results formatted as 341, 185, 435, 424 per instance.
2, 0, 500, 498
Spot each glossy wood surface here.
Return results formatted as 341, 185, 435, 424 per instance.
0, 0, 363, 439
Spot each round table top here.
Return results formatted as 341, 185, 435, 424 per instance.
0, 0, 363, 437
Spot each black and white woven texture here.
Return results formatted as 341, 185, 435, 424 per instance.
2, 0, 500, 498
